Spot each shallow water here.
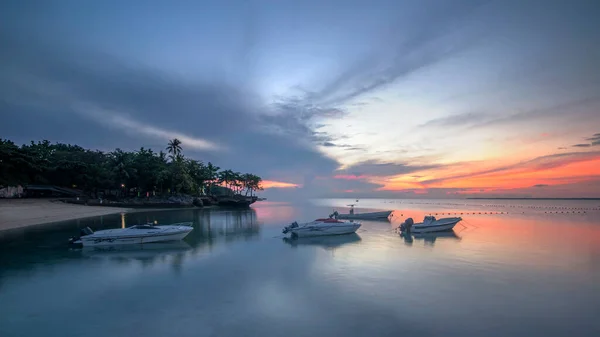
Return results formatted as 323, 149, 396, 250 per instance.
1, 199, 600, 337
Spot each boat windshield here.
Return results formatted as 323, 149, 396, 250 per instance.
129, 224, 161, 230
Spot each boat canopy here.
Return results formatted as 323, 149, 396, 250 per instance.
129, 224, 161, 230
423, 216, 437, 223
315, 218, 344, 223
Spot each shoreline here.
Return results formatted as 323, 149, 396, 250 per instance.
0, 199, 132, 232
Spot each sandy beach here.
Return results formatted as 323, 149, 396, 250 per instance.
0, 199, 130, 231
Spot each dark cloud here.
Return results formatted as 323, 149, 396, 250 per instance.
344, 147, 366, 152
586, 133, 600, 146
533, 184, 549, 188
322, 142, 354, 148
567, 133, 600, 148
0, 32, 339, 180
339, 160, 440, 177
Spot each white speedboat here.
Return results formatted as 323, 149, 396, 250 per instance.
69, 222, 193, 247
399, 216, 462, 233
332, 204, 392, 221
282, 218, 361, 237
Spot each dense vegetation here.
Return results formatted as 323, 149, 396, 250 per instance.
0, 138, 263, 198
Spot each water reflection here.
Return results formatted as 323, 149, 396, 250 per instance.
399, 230, 461, 246
80, 241, 192, 260
283, 233, 362, 250
191, 209, 260, 238
0, 208, 261, 276
2, 201, 600, 337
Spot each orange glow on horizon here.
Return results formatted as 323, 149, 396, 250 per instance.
377, 154, 600, 193
261, 180, 300, 189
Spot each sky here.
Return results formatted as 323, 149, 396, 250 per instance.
1, 0, 599, 199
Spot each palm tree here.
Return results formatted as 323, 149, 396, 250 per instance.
249, 174, 263, 196
166, 138, 182, 159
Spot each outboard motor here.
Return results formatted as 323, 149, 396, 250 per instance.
80, 227, 94, 236
68, 227, 94, 246
282, 221, 299, 234
399, 218, 414, 233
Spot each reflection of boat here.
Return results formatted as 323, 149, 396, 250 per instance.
283, 233, 361, 249
332, 205, 392, 221
70, 222, 193, 246
282, 218, 361, 237
81, 241, 192, 259
399, 216, 462, 233
401, 230, 461, 245
413, 231, 460, 240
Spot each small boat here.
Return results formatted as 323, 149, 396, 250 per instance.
332, 204, 393, 221
399, 216, 462, 233
69, 222, 193, 247
282, 218, 361, 238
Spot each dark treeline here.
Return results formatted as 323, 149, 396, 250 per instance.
0, 138, 262, 198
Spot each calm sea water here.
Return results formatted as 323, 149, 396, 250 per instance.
1, 199, 599, 337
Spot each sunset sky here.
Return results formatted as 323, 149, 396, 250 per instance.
1, 0, 599, 198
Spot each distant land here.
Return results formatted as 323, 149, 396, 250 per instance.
467, 197, 600, 201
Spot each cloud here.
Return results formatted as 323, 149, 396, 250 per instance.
586, 133, 600, 146
567, 133, 600, 148
421, 151, 600, 187
321, 142, 354, 148
470, 96, 600, 130
339, 160, 440, 177
333, 175, 369, 180
420, 111, 491, 128
77, 105, 222, 151
305, 0, 489, 106
0, 32, 340, 182
532, 184, 549, 188
423, 95, 600, 132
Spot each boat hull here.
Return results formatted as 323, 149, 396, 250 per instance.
79, 228, 193, 247
337, 211, 392, 220
291, 223, 361, 237
410, 219, 461, 233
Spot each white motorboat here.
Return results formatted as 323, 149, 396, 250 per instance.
399, 216, 462, 233
69, 222, 193, 247
282, 218, 361, 237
